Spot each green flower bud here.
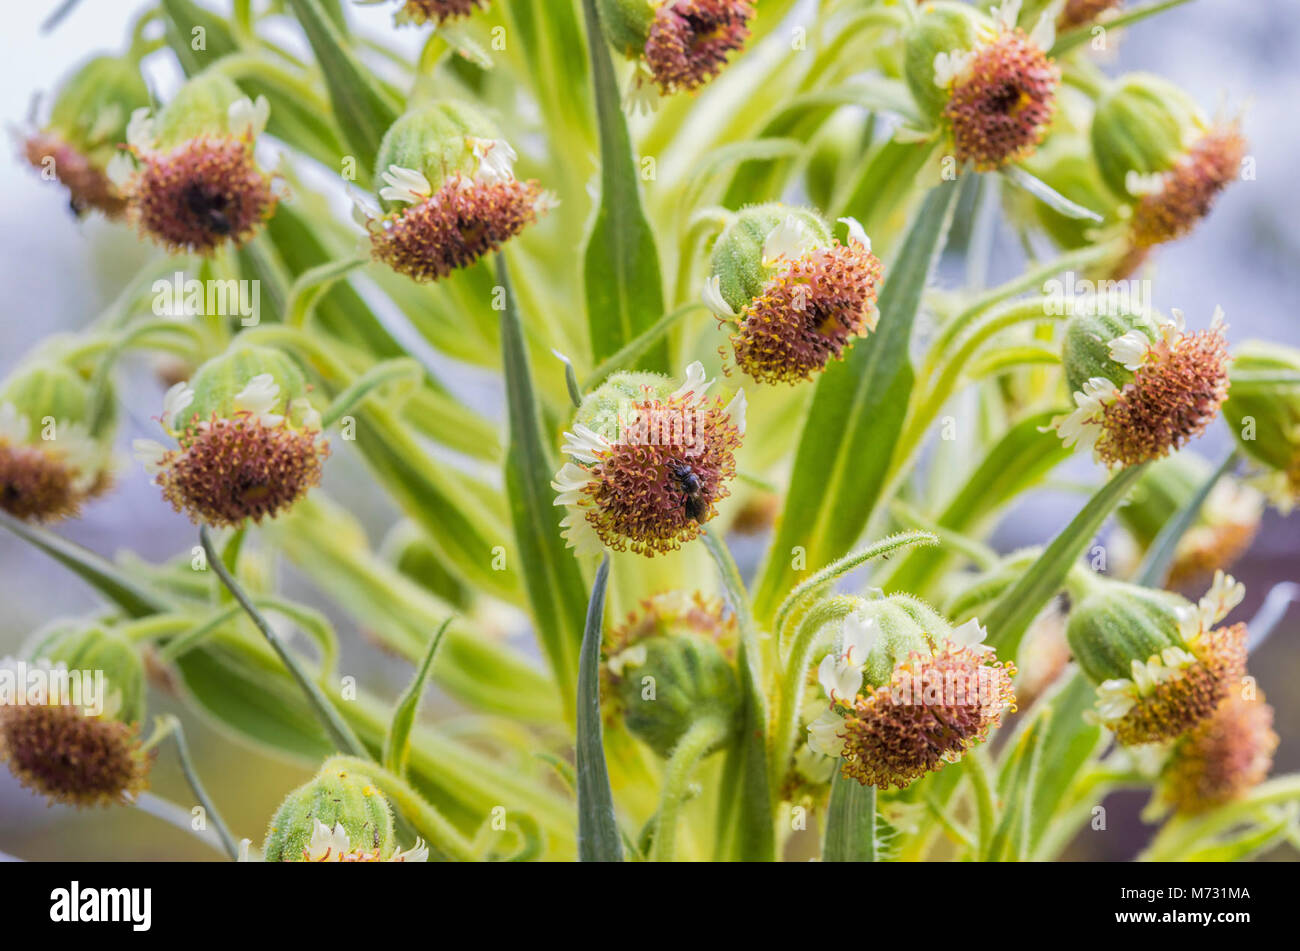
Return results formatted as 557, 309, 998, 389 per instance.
613, 633, 741, 760
709, 204, 833, 317
263, 763, 406, 862
1091, 74, 1205, 199
903, 1, 989, 121
25, 621, 146, 725
1222, 340, 1300, 510
152, 72, 248, 150
134, 345, 328, 527
596, 0, 657, 56
1061, 306, 1162, 396
0, 359, 114, 522
24, 54, 151, 217
374, 102, 506, 211
1065, 571, 1248, 744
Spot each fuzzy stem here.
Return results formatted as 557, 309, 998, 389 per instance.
200, 525, 369, 760
651, 717, 728, 862
151, 715, 242, 861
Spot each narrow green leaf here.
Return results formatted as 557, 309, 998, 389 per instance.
499, 255, 591, 701
753, 183, 960, 622
383, 618, 452, 777
878, 411, 1072, 597
1051, 0, 1194, 56
579, 0, 667, 370
986, 716, 1043, 862
1136, 449, 1237, 587
160, 0, 239, 76
0, 512, 176, 619
984, 464, 1147, 657
577, 555, 622, 862
286, 0, 401, 173
582, 304, 703, 389
823, 772, 878, 862
1001, 166, 1103, 222
1027, 672, 1105, 857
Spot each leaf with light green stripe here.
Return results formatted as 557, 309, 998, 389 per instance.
579, 0, 667, 371
823, 773, 879, 862
287, 0, 401, 174
499, 255, 590, 701
577, 555, 622, 862
752, 183, 959, 623
984, 464, 1147, 657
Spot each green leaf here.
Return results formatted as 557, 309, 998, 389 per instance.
1136, 450, 1237, 587
0, 512, 176, 619
984, 464, 1147, 658
383, 618, 452, 777
160, 0, 239, 76
286, 0, 401, 174
1027, 672, 1105, 857
752, 182, 960, 622
878, 411, 1072, 597
499, 254, 591, 702
582, 304, 703, 389
986, 716, 1043, 861
1001, 166, 1103, 222
1051, 0, 1195, 57
579, 0, 667, 370
823, 772, 879, 862
577, 555, 622, 862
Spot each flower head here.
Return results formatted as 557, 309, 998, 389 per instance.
135, 347, 327, 527
806, 597, 1016, 789
908, 0, 1059, 171
0, 362, 113, 523
112, 76, 276, 255
1130, 125, 1247, 248
1058, 0, 1124, 31
552, 362, 745, 556
705, 206, 883, 385
1159, 691, 1277, 815
364, 104, 550, 282
1069, 571, 1249, 746
0, 656, 150, 808
392, 0, 489, 26
1054, 307, 1231, 467
940, 27, 1059, 171
1222, 340, 1300, 511
19, 54, 150, 218
643, 0, 755, 95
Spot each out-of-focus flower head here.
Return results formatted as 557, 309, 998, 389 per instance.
133, 345, 328, 527
1221, 340, 1300, 512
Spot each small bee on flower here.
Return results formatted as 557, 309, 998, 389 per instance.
552, 362, 746, 557
1067, 570, 1249, 746
20, 55, 151, 218
702, 205, 883, 385
358, 102, 553, 283
1053, 305, 1231, 467
133, 346, 328, 527
806, 596, 1016, 790
906, 0, 1060, 172
108, 73, 277, 255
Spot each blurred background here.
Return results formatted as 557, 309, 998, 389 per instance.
0, 0, 1296, 860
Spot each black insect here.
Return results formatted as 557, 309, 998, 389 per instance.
183, 182, 232, 235
670, 461, 708, 523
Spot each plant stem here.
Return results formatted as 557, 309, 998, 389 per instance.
199, 525, 369, 759
149, 715, 241, 861
651, 717, 727, 862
